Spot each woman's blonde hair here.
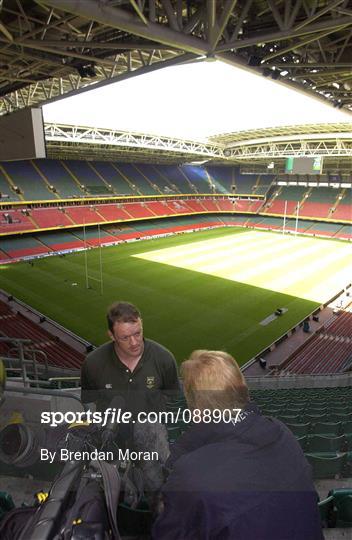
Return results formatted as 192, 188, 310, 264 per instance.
181, 350, 249, 411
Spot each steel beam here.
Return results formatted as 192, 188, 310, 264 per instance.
0, 51, 194, 113
209, 0, 238, 51
267, 62, 352, 68
18, 39, 178, 51
38, 0, 209, 56
294, 0, 346, 31
44, 122, 223, 158
17, 40, 122, 67
161, 0, 180, 31
262, 26, 349, 62
206, 0, 216, 45
335, 27, 352, 61
0, 21, 13, 41
230, 0, 253, 40
267, 0, 285, 31
215, 15, 352, 52
216, 51, 352, 115
183, 6, 204, 34
287, 0, 303, 29
294, 68, 352, 78
129, 0, 149, 25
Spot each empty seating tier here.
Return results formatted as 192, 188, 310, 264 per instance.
332, 190, 352, 221
138, 164, 177, 194
308, 187, 339, 204
2, 161, 55, 200
30, 208, 73, 229
182, 166, 213, 193
0, 168, 20, 201
0, 209, 36, 234
64, 205, 104, 225
72, 227, 118, 246
279, 310, 352, 375
37, 232, 85, 251
234, 173, 257, 194
116, 164, 158, 195
92, 203, 131, 221
158, 165, 194, 193
266, 199, 298, 215
300, 201, 331, 219
0, 301, 85, 370
307, 222, 343, 237
337, 225, 351, 239
88, 162, 134, 195
34, 159, 83, 198
325, 311, 352, 339
206, 165, 233, 193
64, 160, 110, 193
0, 236, 50, 259
252, 386, 352, 481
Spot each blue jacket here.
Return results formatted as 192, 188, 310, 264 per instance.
153, 405, 323, 540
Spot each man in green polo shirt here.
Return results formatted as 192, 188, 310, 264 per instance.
81, 301, 180, 416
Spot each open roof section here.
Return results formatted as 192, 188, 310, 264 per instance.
42, 61, 351, 141
0, 1, 352, 115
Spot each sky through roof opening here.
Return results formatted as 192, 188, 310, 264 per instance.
43, 60, 351, 141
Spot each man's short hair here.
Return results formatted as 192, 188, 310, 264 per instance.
181, 350, 249, 411
107, 301, 141, 331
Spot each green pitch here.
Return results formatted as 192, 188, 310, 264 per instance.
0, 228, 350, 365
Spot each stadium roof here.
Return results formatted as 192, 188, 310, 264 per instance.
45, 122, 352, 172
1, 0, 352, 116
210, 122, 352, 144
42, 60, 351, 140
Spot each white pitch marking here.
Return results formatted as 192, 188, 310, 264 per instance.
265, 245, 351, 294
133, 230, 351, 303
300, 262, 352, 302
134, 231, 275, 266
232, 240, 325, 283
184, 235, 290, 274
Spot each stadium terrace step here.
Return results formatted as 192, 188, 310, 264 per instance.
0, 210, 35, 234
0, 166, 20, 201
0, 300, 85, 371
64, 206, 104, 225
2, 161, 56, 201
34, 159, 83, 198
30, 208, 72, 229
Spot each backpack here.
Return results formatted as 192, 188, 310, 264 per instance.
0, 460, 121, 540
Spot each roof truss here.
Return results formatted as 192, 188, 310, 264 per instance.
0, 0, 351, 115
45, 122, 352, 171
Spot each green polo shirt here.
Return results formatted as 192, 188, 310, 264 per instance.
81, 338, 180, 415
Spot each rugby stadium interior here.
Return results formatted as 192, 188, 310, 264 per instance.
0, 1, 351, 538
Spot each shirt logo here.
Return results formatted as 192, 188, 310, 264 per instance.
146, 376, 155, 389
105, 383, 112, 389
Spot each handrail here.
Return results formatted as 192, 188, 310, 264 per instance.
0, 336, 32, 343
6, 377, 80, 389
0, 290, 92, 349
48, 376, 80, 389
2, 341, 49, 387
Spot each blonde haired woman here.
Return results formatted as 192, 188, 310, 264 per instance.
153, 350, 323, 540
